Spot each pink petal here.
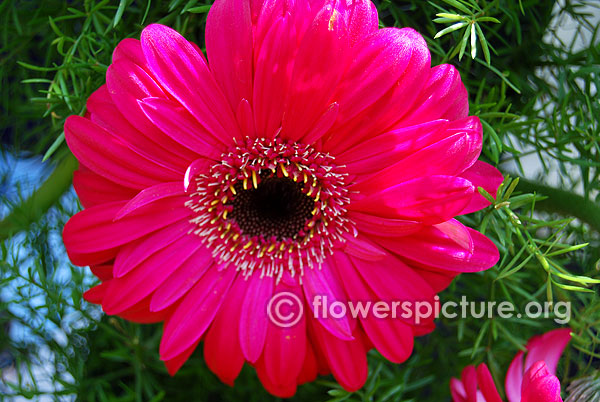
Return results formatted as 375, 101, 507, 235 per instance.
434, 219, 474, 253
102, 235, 203, 314
164, 339, 200, 376
344, 0, 379, 46
333, 253, 414, 363
349, 176, 475, 224
255, 355, 297, 398
73, 168, 137, 209
140, 24, 240, 143
159, 267, 237, 360
236, 98, 255, 138
90, 264, 113, 281
337, 119, 449, 175
461, 365, 479, 402
303, 102, 339, 144
521, 361, 563, 402
263, 283, 307, 391
149, 250, 214, 312
309, 315, 368, 392
506, 351, 525, 402
63, 197, 190, 256
398, 63, 469, 126
105, 58, 169, 136
65, 115, 180, 189
334, 28, 429, 131
113, 218, 192, 278
348, 211, 421, 237
88, 85, 194, 172
374, 224, 499, 272
524, 328, 571, 375
83, 282, 108, 304
413, 266, 459, 293
281, 3, 349, 142
342, 233, 388, 261
323, 27, 431, 154
239, 272, 274, 362
112, 38, 146, 66
206, 0, 253, 111
115, 182, 184, 220
459, 161, 504, 214
203, 274, 248, 385
118, 295, 173, 323
139, 97, 224, 159
451, 378, 468, 402
297, 343, 318, 385
302, 262, 354, 340
253, 14, 296, 138
352, 129, 482, 194
349, 253, 435, 305
476, 364, 503, 402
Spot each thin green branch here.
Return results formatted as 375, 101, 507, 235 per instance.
517, 177, 600, 233
0, 153, 78, 241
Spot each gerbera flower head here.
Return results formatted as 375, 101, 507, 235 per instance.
451, 328, 572, 402
63, 0, 503, 396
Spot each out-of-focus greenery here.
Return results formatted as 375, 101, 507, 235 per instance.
1, 0, 599, 401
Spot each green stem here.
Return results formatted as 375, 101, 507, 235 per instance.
517, 177, 600, 233
0, 153, 78, 241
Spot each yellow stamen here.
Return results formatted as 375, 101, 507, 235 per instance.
252, 170, 258, 189
280, 163, 289, 177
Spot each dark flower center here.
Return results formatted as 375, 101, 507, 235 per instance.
187, 137, 354, 279
230, 175, 315, 240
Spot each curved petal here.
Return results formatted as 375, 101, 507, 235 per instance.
73, 167, 137, 209
344, 0, 378, 47
253, 14, 296, 138
159, 267, 237, 360
88, 85, 194, 171
302, 262, 354, 340
115, 182, 185, 220
333, 253, 415, 363
398, 63, 469, 126
524, 329, 571, 376
164, 339, 201, 376
308, 315, 368, 392
349, 176, 475, 224
476, 364, 503, 402
352, 129, 482, 194
521, 361, 563, 402
239, 273, 274, 362
206, 0, 253, 111
281, 3, 349, 142
323, 27, 431, 153
113, 218, 192, 278
63, 197, 190, 256
149, 250, 214, 312
102, 235, 204, 314
65, 115, 181, 189
348, 211, 421, 237
141, 24, 239, 144
459, 161, 504, 214
374, 225, 499, 272
203, 274, 248, 385
139, 97, 224, 159
506, 351, 525, 402
262, 283, 307, 393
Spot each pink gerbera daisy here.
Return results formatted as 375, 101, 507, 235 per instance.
451, 328, 572, 402
63, 0, 503, 396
